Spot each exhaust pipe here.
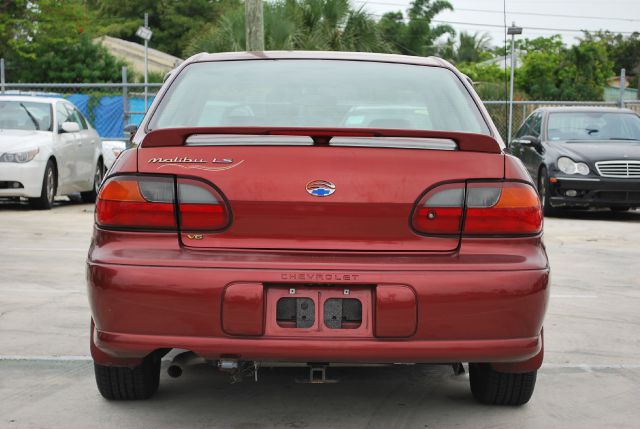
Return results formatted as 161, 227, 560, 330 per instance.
167, 351, 206, 378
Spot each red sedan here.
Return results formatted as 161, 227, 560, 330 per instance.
87, 51, 548, 405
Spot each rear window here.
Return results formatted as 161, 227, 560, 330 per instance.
548, 111, 640, 141
148, 60, 489, 135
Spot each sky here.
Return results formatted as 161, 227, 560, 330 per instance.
353, 0, 640, 46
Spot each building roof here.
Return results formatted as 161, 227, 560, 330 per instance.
95, 36, 183, 76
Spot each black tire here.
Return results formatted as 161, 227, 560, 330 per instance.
81, 161, 104, 203
537, 167, 559, 217
469, 363, 537, 406
610, 207, 631, 212
94, 355, 161, 400
28, 160, 56, 210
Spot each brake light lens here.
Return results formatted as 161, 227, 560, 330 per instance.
412, 183, 464, 235
96, 175, 230, 231
412, 181, 542, 236
177, 178, 229, 231
464, 182, 542, 235
96, 176, 176, 230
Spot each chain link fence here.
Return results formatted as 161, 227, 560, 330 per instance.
1, 77, 639, 142
0, 78, 162, 139
485, 100, 640, 142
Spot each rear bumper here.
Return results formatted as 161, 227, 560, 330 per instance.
94, 329, 542, 364
550, 175, 640, 207
87, 257, 549, 366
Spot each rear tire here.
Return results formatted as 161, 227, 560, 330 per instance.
81, 161, 104, 203
469, 363, 537, 406
538, 167, 559, 217
94, 355, 161, 400
28, 160, 56, 210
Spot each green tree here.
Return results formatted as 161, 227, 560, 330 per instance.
378, 0, 454, 56
517, 36, 613, 101
184, 0, 388, 55
456, 32, 492, 63
89, 0, 239, 58
2, 0, 126, 82
0, 0, 31, 63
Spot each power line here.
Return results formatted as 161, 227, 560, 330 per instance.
370, 13, 637, 36
355, 1, 640, 23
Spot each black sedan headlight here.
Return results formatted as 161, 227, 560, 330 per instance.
557, 157, 590, 175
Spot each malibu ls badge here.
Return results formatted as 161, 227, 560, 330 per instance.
306, 180, 336, 197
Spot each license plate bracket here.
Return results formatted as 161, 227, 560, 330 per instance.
266, 285, 372, 337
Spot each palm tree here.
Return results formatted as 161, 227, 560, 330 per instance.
378, 0, 454, 57
185, 0, 387, 55
456, 32, 492, 63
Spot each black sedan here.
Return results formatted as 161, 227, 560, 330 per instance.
509, 107, 640, 215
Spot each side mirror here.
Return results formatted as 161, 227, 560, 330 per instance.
60, 122, 80, 133
124, 124, 138, 146
124, 124, 138, 135
517, 136, 542, 149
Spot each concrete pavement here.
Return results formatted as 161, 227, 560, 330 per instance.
1, 200, 639, 428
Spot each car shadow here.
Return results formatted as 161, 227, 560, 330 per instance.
99, 363, 488, 427
0, 196, 91, 211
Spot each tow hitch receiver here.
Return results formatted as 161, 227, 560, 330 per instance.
296, 365, 339, 384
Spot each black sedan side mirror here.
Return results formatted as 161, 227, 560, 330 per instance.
514, 136, 542, 151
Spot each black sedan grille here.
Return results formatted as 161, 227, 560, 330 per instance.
596, 161, 640, 178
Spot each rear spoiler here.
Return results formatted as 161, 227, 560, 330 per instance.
141, 127, 502, 154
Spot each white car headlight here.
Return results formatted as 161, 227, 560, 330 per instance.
0, 148, 40, 163
557, 157, 589, 176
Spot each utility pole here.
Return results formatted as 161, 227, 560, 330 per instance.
143, 13, 149, 111
245, 0, 264, 51
136, 14, 153, 112
507, 22, 523, 144
619, 68, 626, 108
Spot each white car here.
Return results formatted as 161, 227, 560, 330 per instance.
0, 96, 104, 209
101, 139, 127, 171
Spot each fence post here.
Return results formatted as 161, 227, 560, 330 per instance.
122, 66, 129, 131
1, 58, 5, 94
619, 68, 626, 108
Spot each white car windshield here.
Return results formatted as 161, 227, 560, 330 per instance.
148, 60, 490, 135
0, 100, 53, 131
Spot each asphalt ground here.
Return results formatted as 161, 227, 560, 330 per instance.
1, 199, 639, 428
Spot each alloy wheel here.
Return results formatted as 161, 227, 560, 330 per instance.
46, 168, 55, 204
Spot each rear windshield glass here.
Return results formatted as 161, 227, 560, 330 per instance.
548, 112, 640, 141
0, 100, 53, 131
148, 60, 490, 135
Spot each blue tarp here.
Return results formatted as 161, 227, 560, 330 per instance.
73, 95, 152, 138
1, 92, 152, 138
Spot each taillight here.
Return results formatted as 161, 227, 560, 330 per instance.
96, 175, 230, 231
412, 183, 465, 235
96, 175, 176, 230
464, 182, 542, 235
177, 178, 229, 231
412, 181, 542, 236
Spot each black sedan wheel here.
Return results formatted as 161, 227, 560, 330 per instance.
538, 167, 559, 217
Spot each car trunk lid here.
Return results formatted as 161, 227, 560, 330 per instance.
137, 128, 504, 252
